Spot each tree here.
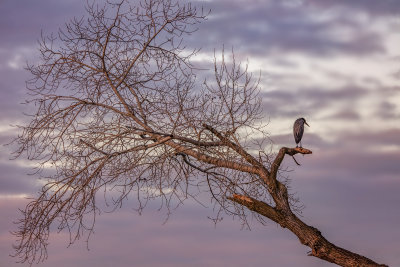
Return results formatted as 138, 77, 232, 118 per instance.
12, 0, 387, 266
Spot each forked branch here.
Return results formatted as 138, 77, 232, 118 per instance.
228, 147, 387, 267
12, 0, 388, 266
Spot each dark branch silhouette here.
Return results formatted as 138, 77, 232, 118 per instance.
11, 0, 387, 266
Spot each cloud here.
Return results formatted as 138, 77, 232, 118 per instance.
190, 0, 387, 57
0, 48, 43, 123
336, 128, 400, 148
306, 0, 400, 16
288, 164, 400, 265
1, 0, 399, 266
0, 0, 84, 48
305, 149, 400, 179
324, 109, 361, 120
375, 101, 398, 119
0, 198, 322, 267
0, 161, 38, 195
261, 84, 369, 119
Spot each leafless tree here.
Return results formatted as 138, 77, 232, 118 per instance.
11, 0, 387, 266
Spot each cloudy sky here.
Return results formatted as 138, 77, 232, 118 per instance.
1, 0, 399, 266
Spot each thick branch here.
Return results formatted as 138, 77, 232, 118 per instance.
228, 194, 388, 267
227, 194, 284, 224
165, 140, 261, 175
14, 0, 388, 264
202, 124, 272, 188
271, 147, 312, 180
124, 125, 224, 147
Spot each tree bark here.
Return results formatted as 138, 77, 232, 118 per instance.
13, 3, 389, 263
227, 147, 388, 267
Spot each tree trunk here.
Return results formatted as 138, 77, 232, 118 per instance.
229, 193, 388, 267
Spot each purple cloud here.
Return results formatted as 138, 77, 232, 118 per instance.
0, 0, 84, 48
325, 109, 361, 120
307, 0, 400, 16
0, 0, 399, 266
261, 84, 368, 119
190, 0, 387, 56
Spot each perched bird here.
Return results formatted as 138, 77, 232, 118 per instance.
293, 118, 310, 148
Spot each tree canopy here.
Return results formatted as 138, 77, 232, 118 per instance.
12, 1, 387, 266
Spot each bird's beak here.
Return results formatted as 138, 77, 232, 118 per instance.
305, 122, 310, 127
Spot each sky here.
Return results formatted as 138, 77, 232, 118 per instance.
0, 0, 399, 266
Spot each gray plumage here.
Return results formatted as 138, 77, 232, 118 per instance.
293, 118, 309, 147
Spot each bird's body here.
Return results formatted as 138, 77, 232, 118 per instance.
293, 118, 309, 147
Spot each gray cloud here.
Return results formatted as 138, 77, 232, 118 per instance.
289, 166, 400, 265
261, 84, 368, 119
0, 0, 84, 125
0, 162, 37, 195
1, 0, 399, 266
270, 127, 400, 155
270, 132, 327, 149
190, 0, 386, 57
307, 149, 400, 179
0, 198, 329, 267
4, 142, 400, 267
375, 101, 398, 119
307, 0, 400, 16
337, 128, 400, 148
0, 66, 31, 122
0, 0, 84, 48
325, 109, 361, 120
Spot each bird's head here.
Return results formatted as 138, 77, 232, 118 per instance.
301, 118, 310, 127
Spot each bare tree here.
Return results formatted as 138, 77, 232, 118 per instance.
12, 0, 387, 266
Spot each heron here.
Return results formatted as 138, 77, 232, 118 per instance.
293, 118, 310, 148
